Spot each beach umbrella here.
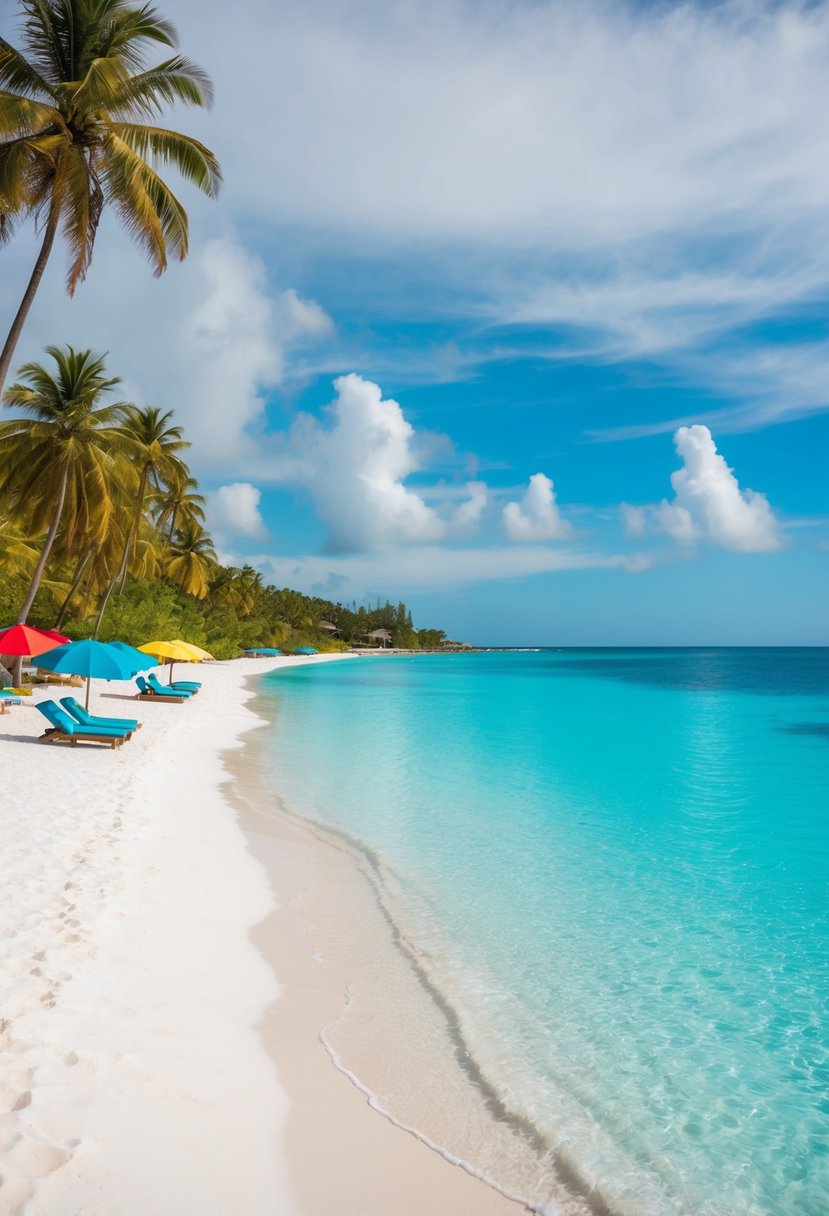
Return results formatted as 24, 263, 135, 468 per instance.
0, 623, 71, 658
171, 640, 214, 661
295, 647, 318, 656
0, 624, 73, 686
34, 639, 137, 710
109, 640, 158, 676
138, 639, 198, 683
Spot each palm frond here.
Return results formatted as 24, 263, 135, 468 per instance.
107, 122, 221, 197
0, 41, 54, 100
0, 90, 62, 138
109, 55, 214, 117
61, 150, 105, 293
99, 3, 178, 68
65, 54, 131, 113
20, 0, 67, 84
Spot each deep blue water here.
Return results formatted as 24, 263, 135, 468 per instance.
260, 649, 829, 1216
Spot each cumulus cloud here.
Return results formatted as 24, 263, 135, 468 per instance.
503, 474, 572, 542
627, 425, 782, 553
282, 374, 446, 551
209, 482, 268, 539
259, 374, 492, 552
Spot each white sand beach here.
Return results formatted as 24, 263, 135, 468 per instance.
0, 656, 525, 1216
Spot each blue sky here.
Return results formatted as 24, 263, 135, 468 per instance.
2, 0, 828, 643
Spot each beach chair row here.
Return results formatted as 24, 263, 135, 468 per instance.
36, 672, 202, 747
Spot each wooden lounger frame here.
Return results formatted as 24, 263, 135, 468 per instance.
134, 692, 188, 703
39, 729, 126, 748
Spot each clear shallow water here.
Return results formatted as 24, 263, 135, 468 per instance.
260, 650, 829, 1216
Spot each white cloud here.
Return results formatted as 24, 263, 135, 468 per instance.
503, 473, 572, 542
631, 425, 782, 553
209, 482, 268, 538
452, 481, 488, 533
253, 544, 635, 597
280, 374, 446, 551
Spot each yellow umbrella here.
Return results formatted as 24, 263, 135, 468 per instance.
172, 640, 214, 661
138, 639, 198, 684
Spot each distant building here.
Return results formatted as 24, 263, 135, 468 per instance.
364, 628, 393, 648
318, 620, 339, 634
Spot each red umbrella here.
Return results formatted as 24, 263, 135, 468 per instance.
0, 624, 72, 657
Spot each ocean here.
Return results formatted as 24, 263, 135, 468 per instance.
258, 649, 828, 1216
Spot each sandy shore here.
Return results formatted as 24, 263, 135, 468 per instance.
0, 656, 527, 1215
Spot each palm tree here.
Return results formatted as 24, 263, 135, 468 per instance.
150, 470, 205, 538
164, 521, 215, 598
94, 402, 188, 630
0, 0, 221, 395
0, 344, 126, 676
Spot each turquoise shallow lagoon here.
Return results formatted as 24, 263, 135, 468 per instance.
259, 649, 829, 1216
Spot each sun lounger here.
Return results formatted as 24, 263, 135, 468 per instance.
135, 676, 188, 703
60, 697, 142, 733
36, 701, 130, 747
147, 672, 199, 695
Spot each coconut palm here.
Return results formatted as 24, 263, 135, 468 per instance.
0, 344, 127, 675
164, 521, 215, 598
0, 0, 221, 394
94, 402, 188, 630
150, 470, 204, 538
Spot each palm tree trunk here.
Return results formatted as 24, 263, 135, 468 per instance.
54, 545, 95, 629
12, 463, 68, 683
0, 211, 60, 400
94, 470, 146, 635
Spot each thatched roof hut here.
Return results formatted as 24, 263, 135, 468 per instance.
365, 628, 393, 647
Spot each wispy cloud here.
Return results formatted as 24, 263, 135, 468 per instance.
254, 544, 640, 598
163, 0, 829, 418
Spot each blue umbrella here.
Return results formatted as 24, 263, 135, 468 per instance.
294, 647, 318, 656
109, 640, 158, 676
35, 639, 139, 710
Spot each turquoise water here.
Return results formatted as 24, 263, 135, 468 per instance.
259, 650, 829, 1216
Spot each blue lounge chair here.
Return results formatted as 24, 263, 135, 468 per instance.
147, 671, 200, 695
135, 676, 188, 703
60, 696, 141, 733
36, 701, 130, 747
